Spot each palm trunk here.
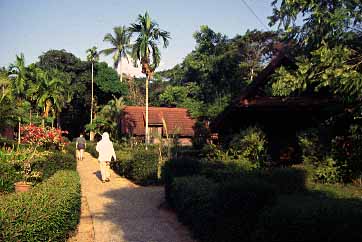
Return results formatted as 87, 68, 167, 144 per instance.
56, 112, 61, 128
91, 62, 94, 125
119, 59, 123, 83
18, 118, 21, 145
90, 62, 94, 141
145, 74, 149, 149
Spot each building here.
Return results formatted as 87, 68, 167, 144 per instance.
211, 45, 341, 162
120, 106, 196, 146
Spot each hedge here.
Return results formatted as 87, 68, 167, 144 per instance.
0, 170, 81, 242
169, 175, 277, 242
128, 148, 159, 185
170, 176, 218, 241
163, 157, 203, 203
254, 194, 362, 242
264, 167, 307, 194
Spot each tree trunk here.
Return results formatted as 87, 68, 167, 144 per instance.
145, 74, 150, 149
56, 112, 61, 129
119, 59, 123, 83
18, 118, 21, 145
90, 62, 94, 141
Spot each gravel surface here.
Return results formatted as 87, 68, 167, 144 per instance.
69, 152, 196, 242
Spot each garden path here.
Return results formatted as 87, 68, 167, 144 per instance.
69, 152, 196, 242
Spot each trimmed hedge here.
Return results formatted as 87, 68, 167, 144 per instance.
170, 176, 218, 240
128, 148, 159, 185
0, 161, 21, 194
86, 142, 98, 158
169, 175, 277, 242
0, 170, 81, 242
265, 167, 307, 194
254, 194, 362, 242
163, 157, 203, 203
32, 151, 77, 180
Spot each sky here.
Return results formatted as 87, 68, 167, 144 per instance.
0, 0, 278, 76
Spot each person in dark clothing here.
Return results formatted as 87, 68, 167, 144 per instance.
75, 134, 86, 160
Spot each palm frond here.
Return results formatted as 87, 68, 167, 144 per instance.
103, 33, 117, 46
99, 47, 117, 56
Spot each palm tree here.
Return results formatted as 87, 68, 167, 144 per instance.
98, 95, 125, 137
128, 11, 170, 146
100, 26, 130, 83
9, 53, 27, 99
86, 47, 99, 127
33, 69, 72, 127
9, 53, 28, 144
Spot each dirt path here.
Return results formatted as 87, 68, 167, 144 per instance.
69, 152, 196, 242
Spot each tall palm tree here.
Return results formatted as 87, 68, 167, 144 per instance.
9, 53, 28, 144
100, 26, 130, 83
33, 69, 72, 127
128, 11, 170, 146
86, 47, 99, 127
0, 71, 11, 102
9, 53, 27, 99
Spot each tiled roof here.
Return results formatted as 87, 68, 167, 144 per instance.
121, 106, 196, 137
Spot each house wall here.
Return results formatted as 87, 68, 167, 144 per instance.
152, 137, 193, 146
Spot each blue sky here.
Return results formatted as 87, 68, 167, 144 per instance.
0, 0, 277, 75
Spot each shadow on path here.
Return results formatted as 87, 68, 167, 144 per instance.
78, 152, 196, 242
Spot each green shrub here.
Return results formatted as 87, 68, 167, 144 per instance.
170, 175, 277, 242
199, 160, 246, 183
163, 157, 203, 203
266, 167, 307, 194
229, 126, 268, 167
170, 176, 218, 240
32, 151, 76, 180
313, 157, 345, 184
64, 141, 76, 155
254, 194, 362, 242
86, 142, 98, 158
298, 129, 323, 165
111, 149, 133, 177
212, 177, 277, 242
0, 161, 21, 194
128, 148, 159, 185
0, 170, 81, 242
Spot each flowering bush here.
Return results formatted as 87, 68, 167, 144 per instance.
20, 124, 68, 149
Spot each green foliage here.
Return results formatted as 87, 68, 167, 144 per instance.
272, 44, 362, 101
298, 126, 362, 183
297, 129, 324, 166
0, 170, 81, 242
212, 178, 277, 242
331, 124, 362, 181
32, 150, 77, 180
111, 149, 133, 177
169, 175, 277, 242
269, 0, 362, 50
169, 176, 218, 240
266, 167, 307, 194
254, 194, 362, 242
163, 157, 203, 203
129, 12, 170, 72
95, 62, 128, 103
127, 148, 159, 185
86, 142, 97, 158
0, 159, 21, 194
313, 157, 344, 184
229, 126, 268, 167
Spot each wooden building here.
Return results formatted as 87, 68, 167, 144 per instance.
211, 46, 341, 162
120, 106, 196, 146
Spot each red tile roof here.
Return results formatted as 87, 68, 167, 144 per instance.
121, 106, 196, 137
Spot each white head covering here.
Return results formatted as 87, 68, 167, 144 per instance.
102, 132, 110, 141
96, 132, 116, 162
